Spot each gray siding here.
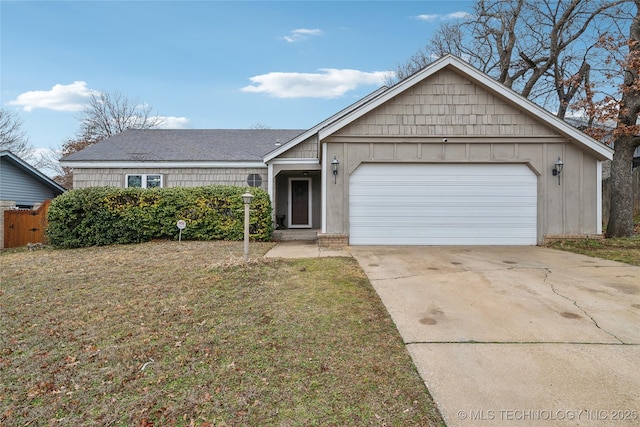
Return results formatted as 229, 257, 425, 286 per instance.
324, 140, 600, 243
0, 158, 60, 206
332, 69, 558, 138
72, 167, 269, 190
320, 68, 603, 243
279, 135, 319, 159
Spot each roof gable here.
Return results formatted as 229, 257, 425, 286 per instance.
0, 150, 66, 194
317, 55, 613, 161
333, 67, 560, 139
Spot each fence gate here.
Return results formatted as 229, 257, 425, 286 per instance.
3, 200, 51, 248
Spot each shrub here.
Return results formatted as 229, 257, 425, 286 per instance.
47, 186, 272, 248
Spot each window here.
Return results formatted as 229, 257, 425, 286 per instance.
126, 174, 163, 188
127, 175, 142, 188
247, 174, 262, 187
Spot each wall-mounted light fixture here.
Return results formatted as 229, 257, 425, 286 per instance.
552, 157, 564, 185
331, 156, 340, 184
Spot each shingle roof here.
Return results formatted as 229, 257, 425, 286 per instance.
61, 129, 305, 162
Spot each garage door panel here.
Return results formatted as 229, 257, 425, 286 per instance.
350, 198, 536, 210
351, 198, 536, 207
356, 187, 533, 196
352, 210, 536, 220
353, 236, 535, 245
349, 163, 537, 245
357, 217, 536, 228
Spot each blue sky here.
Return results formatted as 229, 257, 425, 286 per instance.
1, 1, 473, 159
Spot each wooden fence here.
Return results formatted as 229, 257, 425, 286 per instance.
3, 200, 51, 248
602, 168, 640, 226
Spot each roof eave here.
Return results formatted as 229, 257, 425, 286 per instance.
316, 54, 613, 161
1, 150, 66, 193
59, 160, 267, 168
264, 86, 389, 163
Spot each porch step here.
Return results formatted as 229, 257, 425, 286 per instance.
273, 229, 318, 242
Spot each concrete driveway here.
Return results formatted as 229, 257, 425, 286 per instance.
350, 246, 640, 427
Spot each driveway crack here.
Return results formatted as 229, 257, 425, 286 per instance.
544, 269, 626, 344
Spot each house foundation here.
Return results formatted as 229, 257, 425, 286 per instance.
317, 233, 349, 249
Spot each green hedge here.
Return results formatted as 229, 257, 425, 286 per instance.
46, 186, 273, 248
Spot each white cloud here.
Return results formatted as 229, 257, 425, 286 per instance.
415, 14, 438, 22
444, 11, 472, 20
8, 81, 98, 112
283, 28, 323, 43
155, 116, 191, 129
241, 69, 391, 99
415, 11, 471, 22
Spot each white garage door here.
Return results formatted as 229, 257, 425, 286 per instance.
349, 163, 537, 245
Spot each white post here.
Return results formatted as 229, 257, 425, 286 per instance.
242, 192, 254, 261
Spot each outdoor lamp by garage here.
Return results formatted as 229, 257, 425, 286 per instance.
242, 192, 253, 261
331, 156, 340, 184
552, 157, 564, 185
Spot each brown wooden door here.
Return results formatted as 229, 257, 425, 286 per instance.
290, 179, 309, 226
3, 200, 51, 248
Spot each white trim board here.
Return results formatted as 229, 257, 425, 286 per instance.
59, 161, 267, 169
318, 55, 613, 161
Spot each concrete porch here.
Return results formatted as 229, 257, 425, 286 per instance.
272, 229, 318, 242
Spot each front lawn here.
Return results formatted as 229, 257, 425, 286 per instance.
0, 241, 443, 426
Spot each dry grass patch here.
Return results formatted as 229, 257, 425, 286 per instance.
547, 217, 640, 266
547, 236, 640, 266
1, 241, 443, 426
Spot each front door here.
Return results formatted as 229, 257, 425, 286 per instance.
289, 178, 311, 228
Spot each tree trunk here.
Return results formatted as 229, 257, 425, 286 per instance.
606, 137, 636, 237
606, 0, 640, 238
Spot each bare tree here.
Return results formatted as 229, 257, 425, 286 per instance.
570, 2, 639, 237
603, 1, 640, 237
392, 0, 629, 118
57, 91, 164, 188
249, 122, 272, 129
0, 108, 31, 159
51, 137, 97, 189
78, 91, 164, 142
1, 109, 66, 180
